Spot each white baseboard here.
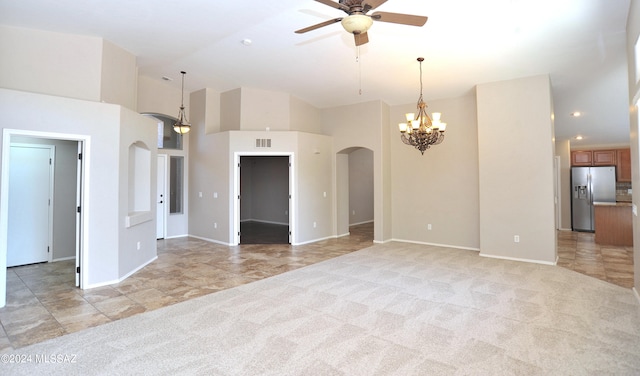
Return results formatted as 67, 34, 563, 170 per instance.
164, 234, 188, 240
241, 219, 289, 226
392, 238, 480, 252
52, 256, 75, 262
350, 220, 373, 226
293, 235, 336, 245
188, 234, 234, 246
479, 252, 557, 266
83, 255, 158, 290
336, 232, 350, 238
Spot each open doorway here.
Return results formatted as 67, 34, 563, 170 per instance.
336, 147, 374, 239
238, 155, 290, 244
1, 130, 87, 307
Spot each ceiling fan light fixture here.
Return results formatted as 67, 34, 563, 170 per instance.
341, 14, 373, 34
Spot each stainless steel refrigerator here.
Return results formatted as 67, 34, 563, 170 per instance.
571, 166, 616, 231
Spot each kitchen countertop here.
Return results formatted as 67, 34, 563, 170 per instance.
593, 201, 632, 207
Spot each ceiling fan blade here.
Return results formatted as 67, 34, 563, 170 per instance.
295, 18, 343, 34
363, 0, 387, 12
314, 0, 350, 12
371, 11, 428, 26
354, 31, 369, 46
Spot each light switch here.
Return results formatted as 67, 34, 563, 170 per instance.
213, 192, 218, 198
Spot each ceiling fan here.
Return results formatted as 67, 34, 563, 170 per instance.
295, 0, 428, 46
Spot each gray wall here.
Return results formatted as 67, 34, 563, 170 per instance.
348, 148, 374, 225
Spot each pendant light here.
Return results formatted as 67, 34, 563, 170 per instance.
173, 71, 191, 134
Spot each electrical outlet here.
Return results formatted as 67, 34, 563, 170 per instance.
214, 223, 217, 229
323, 191, 327, 198
352, 210, 355, 216
136, 241, 141, 250
514, 235, 520, 243
313, 221, 317, 228
198, 192, 202, 198
427, 224, 432, 230
285, 210, 288, 215
213, 192, 218, 198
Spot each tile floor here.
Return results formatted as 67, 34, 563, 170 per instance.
0, 223, 374, 352
0, 225, 634, 352
557, 230, 635, 289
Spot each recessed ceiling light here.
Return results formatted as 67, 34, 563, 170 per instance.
570, 111, 581, 117
242, 39, 252, 46
162, 76, 173, 81
575, 135, 583, 140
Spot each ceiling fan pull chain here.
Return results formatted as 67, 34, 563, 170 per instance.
357, 46, 362, 95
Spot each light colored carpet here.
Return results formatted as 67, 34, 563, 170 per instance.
3, 242, 640, 375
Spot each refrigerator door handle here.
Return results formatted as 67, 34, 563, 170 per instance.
587, 173, 593, 205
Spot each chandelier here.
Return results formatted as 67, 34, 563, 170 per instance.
398, 57, 446, 154
173, 71, 191, 134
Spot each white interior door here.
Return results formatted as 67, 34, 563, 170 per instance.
7, 144, 54, 267
157, 154, 167, 239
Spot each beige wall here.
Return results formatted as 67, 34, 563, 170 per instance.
137, 75, 188, 117
390, 95, 480, 250
0, 26, 138, 110
626, 0, 640, 295
240, 88, 290, 131
322, 100, 392, 243
0, 26, 102, 102
477, 75, 556, 264
101, 39, 138, 111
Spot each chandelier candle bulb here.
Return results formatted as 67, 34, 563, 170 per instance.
398, 57, 446, 155
399, 123, 408, 132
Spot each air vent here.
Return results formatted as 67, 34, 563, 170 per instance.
255, 139, 272, 148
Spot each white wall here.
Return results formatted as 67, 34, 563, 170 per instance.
555, 139, 572, 230
0, 89, 157, 299
0, 26, 102, 102
390, 95, 480, 249
477, 75, 557, 264
119, 108, 158, 278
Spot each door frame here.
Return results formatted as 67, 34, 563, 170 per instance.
233, 152, 294, 245
0, 129, 89, 307
156, 154, 167, 239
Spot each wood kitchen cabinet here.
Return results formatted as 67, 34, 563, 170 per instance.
571, 150, 592, 166
616, 148, 631, 182
592, 150, 616, 165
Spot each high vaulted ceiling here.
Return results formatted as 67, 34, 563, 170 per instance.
0, 0, 631, 146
